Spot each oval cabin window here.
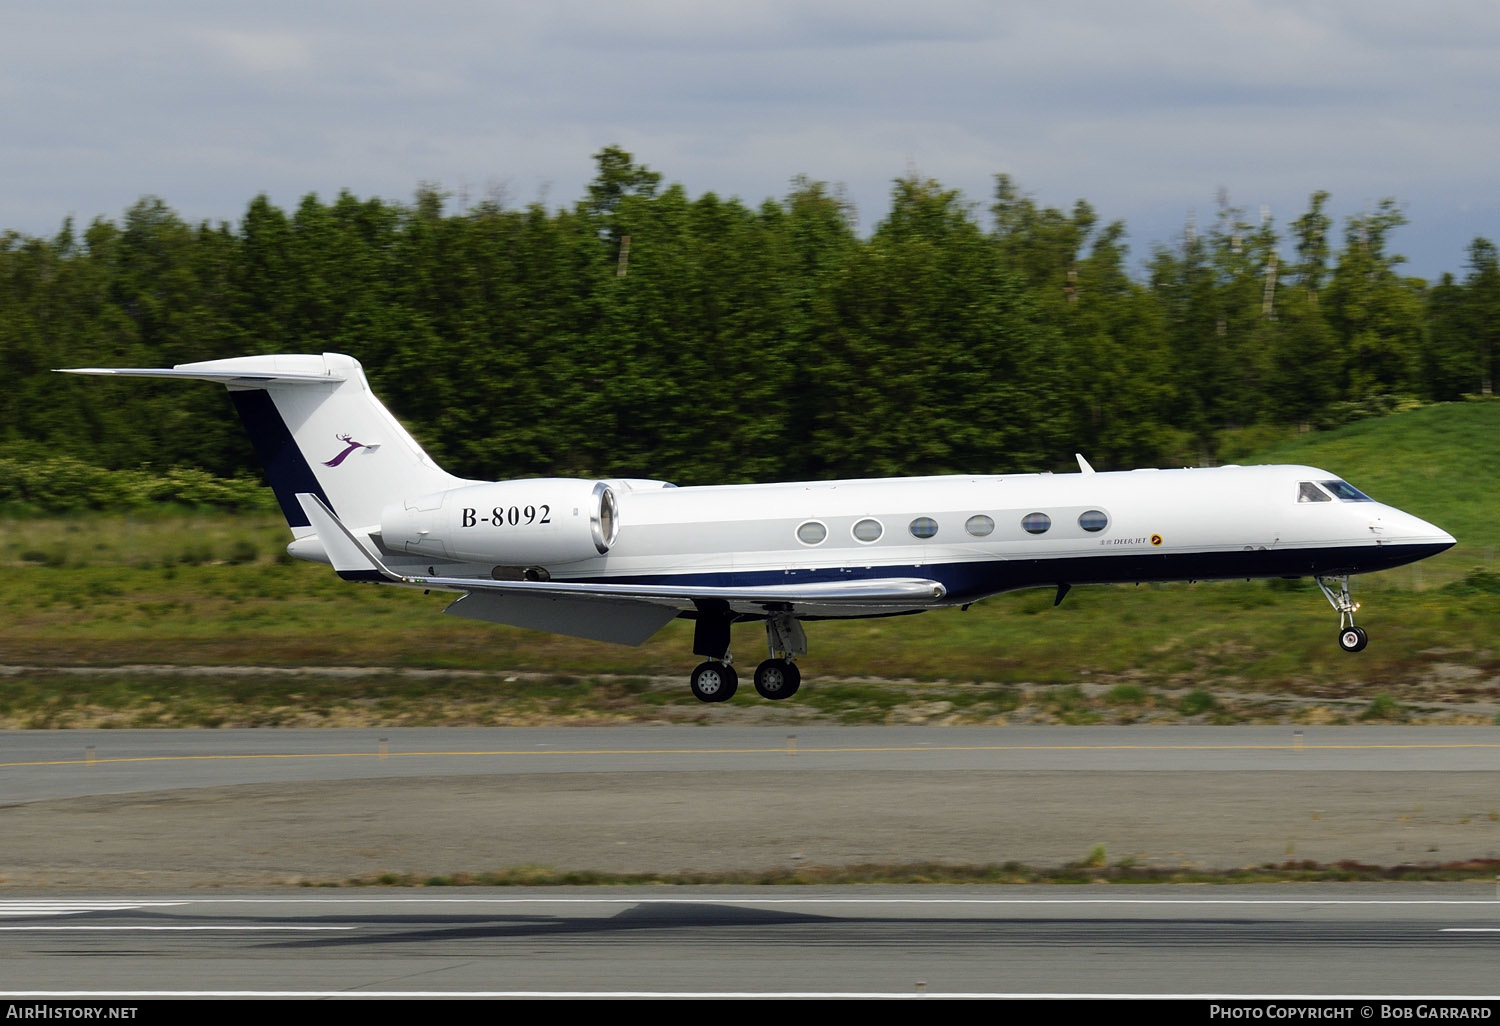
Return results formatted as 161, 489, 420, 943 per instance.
965, 514, 995, 537
908, 517, 938, 539
1021, 512, 1051, 535
796, 521, 828, 545
1078, 510, 1108, 533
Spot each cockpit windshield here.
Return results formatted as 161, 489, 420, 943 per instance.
1320, 479, 1373, 502
1298, 481, 1332, 503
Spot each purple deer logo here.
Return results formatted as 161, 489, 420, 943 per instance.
323, 433, 371, 468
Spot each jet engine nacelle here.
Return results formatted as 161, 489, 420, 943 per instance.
380, 478, 618, 565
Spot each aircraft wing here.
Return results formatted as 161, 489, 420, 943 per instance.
295, 493, 947, 645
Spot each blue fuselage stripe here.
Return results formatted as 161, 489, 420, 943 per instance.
568, 543, 1452, 602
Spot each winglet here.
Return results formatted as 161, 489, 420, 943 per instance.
294, 492, 396, 583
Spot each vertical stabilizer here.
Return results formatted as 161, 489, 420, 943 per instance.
60, 353, 473, 530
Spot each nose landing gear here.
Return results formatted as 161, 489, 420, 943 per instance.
1317, 575, 1368, 652
1338, 625, 1369, 653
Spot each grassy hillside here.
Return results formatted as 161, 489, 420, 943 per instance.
1, 401, 1496, 725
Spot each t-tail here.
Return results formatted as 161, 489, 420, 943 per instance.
59, 353, 472, 533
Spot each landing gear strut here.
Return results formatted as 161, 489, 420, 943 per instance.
688, 602, 738, 702
753, 613, 806, 700
1316, 575, 1368, 652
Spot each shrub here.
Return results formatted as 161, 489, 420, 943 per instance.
1105, 683, 1146, 705
1178, 689, 1216, 716
1359, 693, 1403, 721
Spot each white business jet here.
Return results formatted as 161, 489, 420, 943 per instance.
63, 353, 1456, 703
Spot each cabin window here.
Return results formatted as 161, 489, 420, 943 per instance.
796, 521, 828, 545
852, 518, 883, 543
1321, 480, 1374, 502
965, 514, 995, 537
1298, 481, 1332, 503
1021, 512, 1051, 535
1078, 510, 1108, 533
908, 517, 939, 539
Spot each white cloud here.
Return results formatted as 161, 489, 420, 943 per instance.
194, 29, 315, 75
1, 1, 1496, 277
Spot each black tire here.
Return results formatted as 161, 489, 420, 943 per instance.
690, 661, 738, 702
754, 658, 802, 700
780, 662, 801, 699
718, 664, 739, 701
1338, 626, 1368, 653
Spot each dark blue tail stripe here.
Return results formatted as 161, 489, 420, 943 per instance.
228, 389, 332, 528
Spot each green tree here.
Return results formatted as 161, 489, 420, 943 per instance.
1324, 199, 1424, 399
1461, 237, 1500, 396
1272, 193, 1340, 424
808, 175, 1060, 478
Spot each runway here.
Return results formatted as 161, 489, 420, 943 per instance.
2, 726, 1499, 886
7, 726, 1500, 804
1, 888, 1498, 997
2, 726, 1498, 996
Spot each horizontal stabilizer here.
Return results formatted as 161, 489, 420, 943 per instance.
58, 366, 343, 386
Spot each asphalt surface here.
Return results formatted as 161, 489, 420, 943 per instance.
4, 887, 1500, 997
2, 726, 1498, 889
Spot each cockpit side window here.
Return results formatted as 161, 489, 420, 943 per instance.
1320, 480, 1374, 502
1298, 481, 1332, 503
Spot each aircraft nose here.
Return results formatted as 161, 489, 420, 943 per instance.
1372, 506, 1455, 550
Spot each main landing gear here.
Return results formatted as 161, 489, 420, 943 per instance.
688, 610, 807, 703
1316, 575, 1368, 652
753, 658, 801, 700
689, 660, 738, 702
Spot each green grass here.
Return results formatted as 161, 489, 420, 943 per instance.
1, 401, 1497, 725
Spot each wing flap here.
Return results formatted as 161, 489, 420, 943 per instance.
444, 590, 678, 645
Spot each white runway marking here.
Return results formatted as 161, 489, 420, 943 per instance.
148, 896, 1500, 907
0, 991, 1494, 1000
0, 900, 185, 917
0, 925, 354, 932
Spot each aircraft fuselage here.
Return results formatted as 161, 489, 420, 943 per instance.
377, 465, 1452, 618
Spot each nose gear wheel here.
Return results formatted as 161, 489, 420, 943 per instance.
1317, 576, 1369, 652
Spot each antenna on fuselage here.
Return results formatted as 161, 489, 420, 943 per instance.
1076, 454, 1096, 474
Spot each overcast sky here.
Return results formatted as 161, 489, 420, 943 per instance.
5, 1, 1498, 280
